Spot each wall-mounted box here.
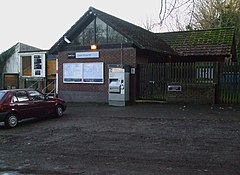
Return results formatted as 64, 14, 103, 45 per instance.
168, 85, 182, 92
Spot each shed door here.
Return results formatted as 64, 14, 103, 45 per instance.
3, 74, 19, 89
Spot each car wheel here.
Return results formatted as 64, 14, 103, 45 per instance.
5, 113, 18, 128
56, 105, 63, 117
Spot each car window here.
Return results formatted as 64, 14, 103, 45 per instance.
29, 90, 45, 101
15, 91, 29, 102
0, 91, 6, 101
11, 96, 18, 103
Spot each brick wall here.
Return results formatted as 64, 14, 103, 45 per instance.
167, 83, 216, 104
58, 47, 137, 103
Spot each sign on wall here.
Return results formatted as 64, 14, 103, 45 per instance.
76, 51, 99, 59
63, 62, 104, 83
32, 54, 45, 77
68, 51, 100, 59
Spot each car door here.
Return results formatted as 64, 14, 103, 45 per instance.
11, 90, 36, 119
28, 90, 53, 116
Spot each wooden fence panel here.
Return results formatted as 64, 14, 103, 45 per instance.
219, 62, 240, 104
138, 62, 240, 104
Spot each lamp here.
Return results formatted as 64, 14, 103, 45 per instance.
90, 44, 97, 50
64, 36, 71, 44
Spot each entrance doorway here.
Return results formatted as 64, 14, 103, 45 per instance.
3, 73, 19, 89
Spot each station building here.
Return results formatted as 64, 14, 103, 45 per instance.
49, 7, 177, 103
49, 7, 235, 104
1, 7, 236, 105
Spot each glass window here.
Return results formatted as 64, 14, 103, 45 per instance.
0, 91, 6, 101
28, 90, 45, 101
21, 56, 32, 76
72, 17, 129, 46
107, 26, 128, 44
96, 18, 107, 44
73, 20, 95, 45
11, 96, 18, 103
15, 91, 29, 102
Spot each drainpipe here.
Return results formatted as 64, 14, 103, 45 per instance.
120, 43, 123, 65
56, 58, 58, 97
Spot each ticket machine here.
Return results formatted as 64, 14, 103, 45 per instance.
108, 64, 129, 106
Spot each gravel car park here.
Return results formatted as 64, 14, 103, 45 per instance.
0, 103, 240, 174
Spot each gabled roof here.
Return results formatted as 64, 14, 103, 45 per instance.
157, 28, 235, 58
50, 7, 176, 55
18, 42, 41, 52
0, 42, 42, 57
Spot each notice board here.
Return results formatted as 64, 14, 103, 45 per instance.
63, 62, 103, 83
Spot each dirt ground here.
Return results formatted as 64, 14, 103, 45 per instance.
0, 103, 240, 175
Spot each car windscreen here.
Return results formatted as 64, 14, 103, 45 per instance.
0, 91, 6, 101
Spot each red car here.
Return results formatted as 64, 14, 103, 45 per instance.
0, 89, 66, 128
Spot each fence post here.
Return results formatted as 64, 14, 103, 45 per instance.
214, 62, 220, 104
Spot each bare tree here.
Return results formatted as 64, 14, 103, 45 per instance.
143, 0, 239, 33
142, 16, 160, 31
142, 0, 193, 31
141, 0, 196, 31
159, 0, 197, 30
191, 0, 240, 29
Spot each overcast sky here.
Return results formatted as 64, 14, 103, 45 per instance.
0, 0, 172, 53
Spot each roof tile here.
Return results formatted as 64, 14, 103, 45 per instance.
158, 28, 234, 56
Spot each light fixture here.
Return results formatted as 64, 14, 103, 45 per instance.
90, 44, 97, 50
64, 36, 71, 44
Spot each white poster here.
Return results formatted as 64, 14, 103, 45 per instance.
83, 62, 104, 83
63, 63, 82, 83
63, 62, 103, 83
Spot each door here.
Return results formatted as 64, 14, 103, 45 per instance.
28, 90, 53, 116
138, 63, 167, 101
3, 74, 19, 89
11, 91, 36, 119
